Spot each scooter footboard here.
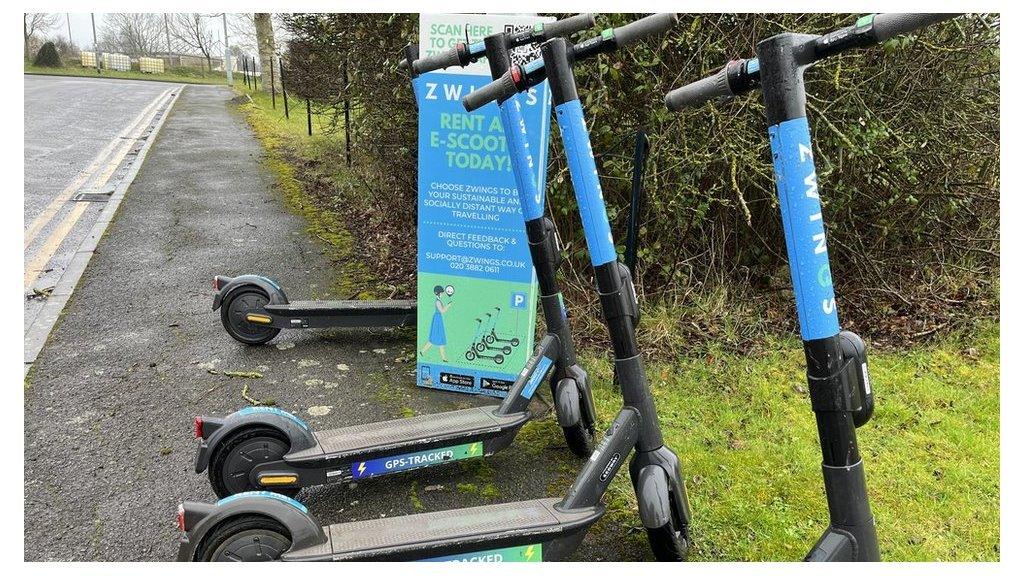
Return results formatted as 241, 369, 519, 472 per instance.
306, 498, 603, 561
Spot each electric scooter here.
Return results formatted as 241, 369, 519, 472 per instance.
176, 14, 685, 562
190, 15, 601, 501
664, 12, 960, 561
464, 317, 487, 360
211, 39, 428, 345
210, 15, 596, 346
488, 307, 522, 348
472, 313, 509, 364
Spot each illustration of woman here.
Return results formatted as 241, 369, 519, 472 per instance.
420, 285, 452, 362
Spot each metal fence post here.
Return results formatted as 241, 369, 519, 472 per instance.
270, 55, 276, 109
280, 59, 290, 119
306, 99, 312, 136
343, 59, 352, 167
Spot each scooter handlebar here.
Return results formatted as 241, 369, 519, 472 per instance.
664, 64, 731, 111
541, 13, 598, 41
411, 45, 464, 75
463, 71, 518, 112
613, 13, 678, 46
871, 13, 957, 42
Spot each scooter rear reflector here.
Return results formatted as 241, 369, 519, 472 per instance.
259, 474, 299, 486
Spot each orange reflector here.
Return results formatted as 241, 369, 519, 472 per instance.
245, 314, 273, 325
259, 474, 299, 486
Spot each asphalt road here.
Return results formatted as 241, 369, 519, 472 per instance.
24, 76, 180, 361
23, 84, 633, 561
23, 75, 170, 224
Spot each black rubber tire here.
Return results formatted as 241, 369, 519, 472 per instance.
646, 516, 689, 561
195, 515, 291, 562
561, 420, 595, 457
221, 288, 281, 345
465, 350, 476, 361
208, 427, 298, 499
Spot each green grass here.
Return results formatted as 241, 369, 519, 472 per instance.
24, 63, 238, 85
576, 322, 1000, 561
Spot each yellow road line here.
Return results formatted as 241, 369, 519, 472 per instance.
23, 88, 174, 291
24, 202, 89, 291
24, 88, 172, 247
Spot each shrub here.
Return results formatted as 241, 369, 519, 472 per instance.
279, 13, 1000, 347
33, 41, 62, 68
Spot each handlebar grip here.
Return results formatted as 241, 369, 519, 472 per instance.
541, 13, 597, 41
871, 13, 957, 42
613, 13, 678, 46
462, 72, 518, 112
411, 46, 463, 75
664, 65, 730, 111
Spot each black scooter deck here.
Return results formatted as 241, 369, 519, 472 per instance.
286, 407, 531, 463
259, 300, 417, 329
283, 498, 603, 561
265, 300, 416, 317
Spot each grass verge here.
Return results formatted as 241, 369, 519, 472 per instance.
25, 63, 237, 85
575, 321, 999, 561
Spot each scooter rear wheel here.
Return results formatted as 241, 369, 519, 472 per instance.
195, 515, 291, 562
209, 426, 298, 498
221, 288, 281, 345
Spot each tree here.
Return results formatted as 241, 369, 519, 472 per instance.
172, 13, 217, 71
33, 41, 61, 67
254, 13, 280, 92
24, 13, 58, 61
99, 13, 163, 56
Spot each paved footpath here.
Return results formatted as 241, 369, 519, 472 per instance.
23, 84, 642, 561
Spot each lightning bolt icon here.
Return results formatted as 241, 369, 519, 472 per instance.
468, 443, 479, 456
524, 545, 535, 561
357, 462, 366, 476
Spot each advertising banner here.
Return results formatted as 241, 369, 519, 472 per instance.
415, 13, 553, 397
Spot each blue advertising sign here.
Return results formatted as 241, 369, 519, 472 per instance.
415, 14, 553, 397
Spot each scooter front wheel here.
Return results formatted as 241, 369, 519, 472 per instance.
208, 426, 298, 498
221, 287, 281, 345
646, 513, 689, 561
561, 420, 595, 458
194, 514, 291, 562
465, 350, 476, 361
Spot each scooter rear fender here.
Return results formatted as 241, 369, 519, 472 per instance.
195, 406, 317, 474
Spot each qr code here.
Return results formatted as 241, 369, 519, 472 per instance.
503, 24, 543, 66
